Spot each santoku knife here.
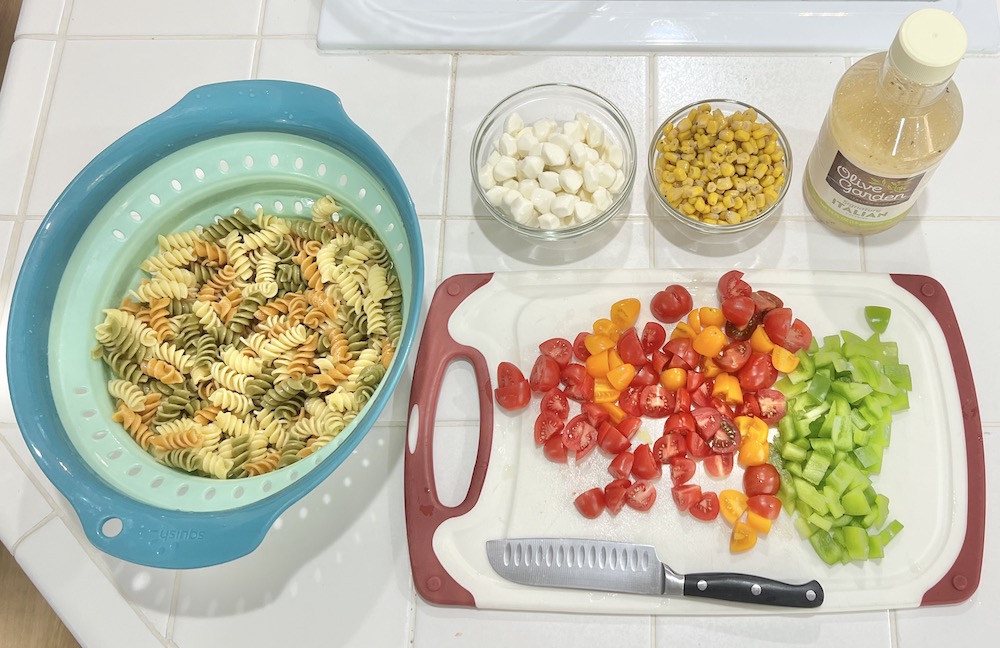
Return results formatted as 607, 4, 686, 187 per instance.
486, 538, 824, 608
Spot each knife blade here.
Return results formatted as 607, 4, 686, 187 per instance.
486, 538, 823, 608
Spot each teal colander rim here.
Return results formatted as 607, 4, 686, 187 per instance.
7, 80, 424, 568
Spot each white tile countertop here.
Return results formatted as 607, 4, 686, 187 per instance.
0, 1, 998, 647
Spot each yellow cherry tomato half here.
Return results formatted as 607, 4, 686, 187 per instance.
686, 308, 702, 332
610, 298, 641, 330
592, 318, 621, 342
738, 438, 769, 467
659, 367, 688, 391
600, 402, 628, 425
699, 306, 726, 328
606, 362, 636, 391
693, 325, 727, 358
584, 333, 616, 357
749, 325, 775, 353
720, 489, 749, 526
585, 349, 611, 378
746, 510, 772, 535
592, 378, 621, 404
735, 415, 769, 444
712, 373, 744, 406
771, 345, 800, 373
670, 321, 699, 340
730, 521, 759, 553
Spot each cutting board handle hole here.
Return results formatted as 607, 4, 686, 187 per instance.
432, 359, 481, 507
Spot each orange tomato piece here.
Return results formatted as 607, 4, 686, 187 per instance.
735, 416, 769, 444
747, 510, 773, 535
686, 308, 702, 332
730, 521, 759, 553
749, 325, 775, 353
610, 298, 641, 329
692, 325, 727, 358
670, 321, 699, 340
608, 348, 624, 370
606, 363, 636, 391
701, 356, 723, 379
738, 438, 769, 467
585, 349, 611, 378
592, 318, 621, 342
592, 378, 621, 404
712, 373, 744, 406
771, 345, 800, 373
584, 334, 616, 357
600, 402, 628, 424
720, 489, 748, 525
699, 306, 726, 328
659, 367, 687, 391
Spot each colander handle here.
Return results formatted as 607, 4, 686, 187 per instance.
404, 273, 495, 607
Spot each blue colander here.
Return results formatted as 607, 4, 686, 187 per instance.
6, 80, 423, 568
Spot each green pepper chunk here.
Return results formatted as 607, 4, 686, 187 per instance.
864, 305, 892, 334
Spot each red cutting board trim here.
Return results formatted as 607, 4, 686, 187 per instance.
404, 273, 494, 607
891, 275, 985, 606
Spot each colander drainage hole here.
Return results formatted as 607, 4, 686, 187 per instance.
82, 409, 97, 419
113, 230, 126, 241
273, 200, 284, 213
358, 187, 367, 199
171, 179, 182, 191
107, 449, 122, 460
233, 486, 244, 499
317, 163, 327, 177
294, 157, 304, 170
204, 488, 216, 501
376, 205, 383, 215
219, 160, 230, 173
244, 155, 255, 169
151, 477, 164, 489
262, 481, 272, 493
149, 193, 161, 205
194, 167, 205, 180
130, 210, 142, 222
127, 465, 142, 477
177, 485, 189, 496
384, 222, 393, 233
73, 386, 89, 395
337, 173, 347, 186
270, 154, 279, 167
101, 518, 123, 538
294, 200, 304, 213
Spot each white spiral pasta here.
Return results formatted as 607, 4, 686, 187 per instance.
107, 379, 146, 410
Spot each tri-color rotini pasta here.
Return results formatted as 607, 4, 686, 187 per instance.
92, 196, 402, 479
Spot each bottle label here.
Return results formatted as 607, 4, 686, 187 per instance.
807, 147, 935, 225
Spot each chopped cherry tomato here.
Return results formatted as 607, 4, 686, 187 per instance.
743, 463, 781, 497
616, 328, 647, 366
610, 298, 641, 329
738, 392, 762, 418
750, 290, 783, 315
756, 388, 787, 425
534, 411, 565, 445
495, 361, 531, 410
719, 489, 749, 525
717, 270, 752, 302
650, 285, 693, 323
585, 350, 612, 378
663, 411, 696, 436
653, 432, 687, 464
616, 416, 643, 440
698, 307, 726, 328
592, 317, 621, 342
609, 450, 635, 480
618, 386, 644, 417
711, 373, 743, 407
631, 363, 659, 388
721, 295, 755, 327
560, 363, 595, 402
737, 352, 779, 392
747, 510, 772, 535
539, 388, 570, 421
783, 318, 813, 354
604, 478, 631, 514
703, 453, 734, 477
669, 456, 696, 486
573, 331, 591, 361
641, 321, 667, 354
730, 521, 758, 552
709, 416, 741, 455
690, 491, 721, 521
749, 325, 775, 353
692, 325, 727, 358
564, 415, 599, 461
529, 354, 561, 393
725, 312, 759, 342
686, 430, 712, 458
601, 402, 628, 425
606, 362, 636, 391
692, 406, 722, 440
747, 494, 783, 520
717, 340, 752, 372
762, 307, 792, 348
659, 367, 687, 391
592, 378, 621, 404
663, 337, 700, 370
581, 402, 611, 427
640, 384, 674, 418
543, 433, 568, 463
674, 386, 692, 414
626, 481, 657, 511
597, 422, 630, 455
539, 337, 574, 368
575, 487, 606, 519
771, 345, 800, 373
650, 349, 670, 374
671, 483, 703, 512
585, 333, 617, 357
631, 444, 662, 480
738, 438, 769, 467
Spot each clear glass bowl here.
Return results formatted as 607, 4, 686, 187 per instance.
471, 83, 637, 241
648, 99, 792, 235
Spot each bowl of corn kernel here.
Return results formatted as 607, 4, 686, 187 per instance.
648, 99, 790, 234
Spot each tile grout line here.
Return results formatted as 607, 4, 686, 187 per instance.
435, 53, 458, 287
646, 52, 657, 268
250, 0, 266, 78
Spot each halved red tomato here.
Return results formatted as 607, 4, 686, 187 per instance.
630, 363, 659, 387
783, 318, 813, 354
640, 384, 674, 418
534, 411, 564, 445
495, 361, 531, 410
616, 416, 643, 440
690, 491, 721, 521
743, 463, 781, 497
673, 387, 692, 414
630, 444, 662, 480
574, 487, 606, 519
663, 411, 696, 436
560, 363, 595, 402
641, 321, 667, 354
663, 337, 699, 370
563, 415, 598, 461
671, 483, 703, 512
762, 307, 792, 347
626, 481, 657, 511
737, 352, 779, 392
737, 392, 761, 418
653, 432, 687, 464
703, 453, 734, 477
692, 406, 722, 440
750, 290, 783, 315
747, 494, 783, 520
543, 433, 567, 463
708, 416, 741, 454
572, 331, 591, 362
669, 456, 696, 486
539, 337, 574, 368
756, 388, 787, 425
616, 328, 647, 366
618, 386, 644, 417
529, 354, 561, 393
650, 285, 693, 323
609, 450, 634, 480
540, 388, 570, 421
717, 270, 751, 302
597, 422, 630, 455
686, 431, 712, 458
581, 402, 610, 427
604, 478, 631, 514
721, 295, 755, 328
717, 340, 752, 372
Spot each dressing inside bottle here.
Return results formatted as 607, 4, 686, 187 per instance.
804, 9, 966, 234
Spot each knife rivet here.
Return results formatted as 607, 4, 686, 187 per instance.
426, 576, 442, 592
697, 580, 708, 591
751, 584, 762, 596
806, 590, 817, 602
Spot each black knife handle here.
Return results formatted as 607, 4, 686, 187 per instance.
683, 572, 824, 608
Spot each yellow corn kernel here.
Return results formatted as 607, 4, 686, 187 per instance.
707, 191, 719, 206
741, 140, 758, 155
680, 202, 696, 215
703, 217, 720, 225
725, 212, 741, 224
751, 127, 769, 140
720, 162, 736, 177
734, 129, 751, 142
760, 175, 775, 188
687, 184, 704, 198
677, 117, 692, 132
719, 128, 735, 142
764, 188, 779, 205
717, 177, 734, 192
754, 163, 769, 179
755, 194, 766, 210
706, 119, 719, 135
722, 194, 735, 209
673, 167, 688, 182
770, 148, 783, 162
694, 197, 709, 213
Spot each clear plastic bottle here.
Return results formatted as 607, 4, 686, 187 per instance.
804, 9, 966, 234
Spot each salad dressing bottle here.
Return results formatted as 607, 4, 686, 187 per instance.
804, 9, 967, 234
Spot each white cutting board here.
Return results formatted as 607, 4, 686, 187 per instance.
404, 269, 984, 614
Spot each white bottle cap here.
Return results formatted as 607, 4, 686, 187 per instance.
889, 9, 968, 85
